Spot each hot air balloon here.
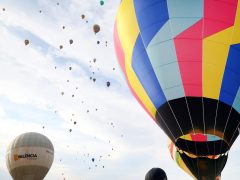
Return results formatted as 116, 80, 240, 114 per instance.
24, 39, 29, 46
114, 1, 240, 179
93, 24, 100, 34
6, 132, 54, 180
100, 0, 104, 6
145, 168, 167, 180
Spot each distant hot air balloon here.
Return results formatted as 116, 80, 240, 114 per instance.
24, 39, 29, 46
93, 24, 100, 34
145, 168, 167, 180
6, 132, 54, 180
100, 0, 104, 6
114, 1, 240, 179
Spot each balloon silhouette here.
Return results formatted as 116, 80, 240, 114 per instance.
145, 168, 167, 180
114, 0, 240, 179
6, 132, 54, 180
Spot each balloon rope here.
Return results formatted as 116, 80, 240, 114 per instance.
184, 97, 195, 134
201, 97, 205, 134
219, 107, 233, 153
213, 101, 220, 177
228, 122, 240, 146
155, 110, 176, 140
166, 101, 184, 135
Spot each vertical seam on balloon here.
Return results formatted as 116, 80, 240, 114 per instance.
219, 107, 232, 152
184, 97, 195, 134
165, 0, 184, 135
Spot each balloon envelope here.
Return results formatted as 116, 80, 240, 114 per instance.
6, 132, 54, 180
114, 1, 240, 179
93, 24, 100, 34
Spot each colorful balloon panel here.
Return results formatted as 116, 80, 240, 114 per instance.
114, 0, 240, 161
115, 0, 240, 109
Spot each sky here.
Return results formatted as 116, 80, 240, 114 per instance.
0, 0, 240, 180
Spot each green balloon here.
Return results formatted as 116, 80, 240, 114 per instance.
100, 0, 104, 5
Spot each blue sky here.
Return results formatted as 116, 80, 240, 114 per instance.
0, 0, 240, 179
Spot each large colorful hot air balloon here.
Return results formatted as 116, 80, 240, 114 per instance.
6, 132, 54, 180
114, 0, 240, 179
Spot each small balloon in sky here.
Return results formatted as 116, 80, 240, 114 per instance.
100, 0, 104, 6
2, 8, 5, 11
93, 24, 100, 34
69, 66, 72, 70
24, 39, 29, 45
59, 45, 63, 49
69, 39, 73, 44
81, 14, 85, 19
106, 81, 110, 87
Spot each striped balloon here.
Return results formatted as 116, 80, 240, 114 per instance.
114, 0, 240, 179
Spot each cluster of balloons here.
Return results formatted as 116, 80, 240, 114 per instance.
114, 0, 240, 179
6, 132, 54, 180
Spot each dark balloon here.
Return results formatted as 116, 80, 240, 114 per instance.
69, 39, 73, 44
100, 0, 104, 6
81, 14, 85, 19
24, 39, 29, 45
59, 45, 63, 49
93, 24, 100, 34
145, 168, 167, 180
106, 81, 110, 87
